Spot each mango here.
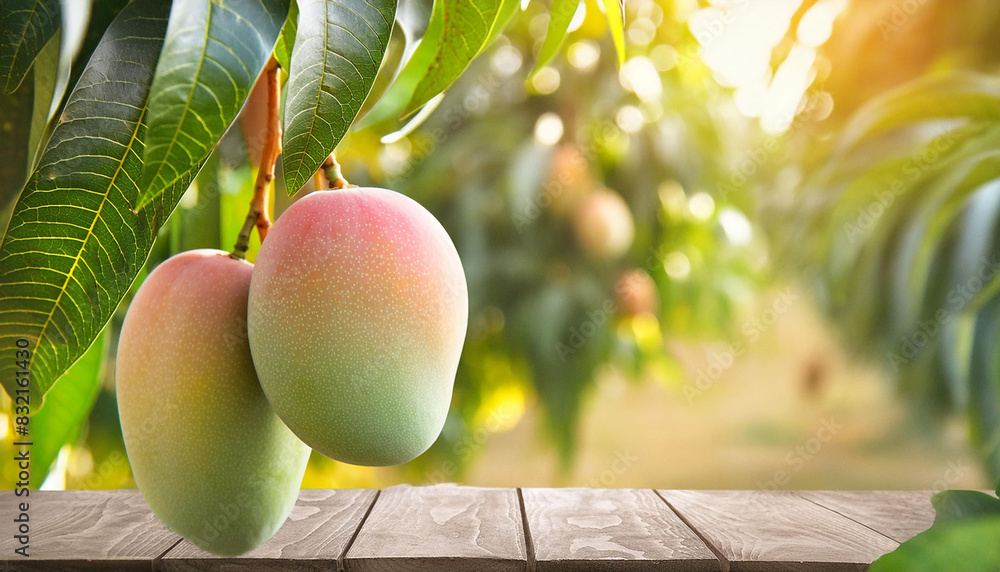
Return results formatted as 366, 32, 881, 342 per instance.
545, 143, 593, 217
116, 249, 310, 555
615, 268, 659, 316
247, 188, 468, 466
573, 189, 634, 260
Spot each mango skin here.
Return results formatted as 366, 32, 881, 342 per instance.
248, 188, 468, 466
116, 250, 310, 556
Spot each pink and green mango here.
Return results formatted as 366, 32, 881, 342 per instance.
247, 188, 468, 466
117, 250, 310, 556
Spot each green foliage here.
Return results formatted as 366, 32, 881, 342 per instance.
136, 0, 288, 208
26, 29, 57, 170
870, 489, 1000, 572
404, 0, 517, 116
0, 0, 172, 400
0, 0, 59, 93
531, 0, 580, 76
789, 72, 1000, 478
355, 0, 445, 129
281, 0, 396, 195
0, 62, 33, 205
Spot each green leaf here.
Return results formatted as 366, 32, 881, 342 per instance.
28, 326, 107, 487
931, 490, 1000, 524
136, 0, 289, 208
0, 0, 60, 93
354, 0, 444, 129
838, 72, 1000, 154
531, 0, 580, 75
0, 0, 173, 400
604, 0, 625, 67
26, 28, 58, 170
281, 0, 397, 195
62, 0, 131, 108
869, 517, 1000, 572
273, 0, 298, 73
403, 0, 516, 116
0, 70, 34, 208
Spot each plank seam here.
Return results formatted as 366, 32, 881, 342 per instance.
516, 488, 537, 572
151, 536, 183, 572
653, 490, 729, 572
338, 488, 381, 571
794, 492, 902, 546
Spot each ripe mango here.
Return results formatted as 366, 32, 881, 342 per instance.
116, 250, 310, 555
247, 188, 468, 466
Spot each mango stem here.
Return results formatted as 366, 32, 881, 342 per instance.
231, 55, 282, 260
316, 152, 354, 190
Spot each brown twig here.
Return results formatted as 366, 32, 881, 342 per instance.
231, 56, 282, 260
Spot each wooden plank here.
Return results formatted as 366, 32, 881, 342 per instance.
159, 488, 377, 571
796, 491, 935, 543
522, 488, 719, 571
0, 489, 180, 571
344, 484, 527, 572
658, 490, 898, 572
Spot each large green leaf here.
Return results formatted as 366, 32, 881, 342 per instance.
403, 0, 517, 116
28, 326, 107, 487
0, 0, 173, 400
136, 0, 288, 208
62, 0, 130, 107
281, 0, 396, 195
531, 0, 580, 75
0, 0, 60, 93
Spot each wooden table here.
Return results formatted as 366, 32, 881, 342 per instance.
0, 486, 941, 571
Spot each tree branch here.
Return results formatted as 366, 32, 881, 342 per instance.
231, 55, 282, 260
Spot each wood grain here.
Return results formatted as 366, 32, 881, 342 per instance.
522, 488, 719, 571
0, 489, 180, 571
158, 488, 377, 571
344, 484, 527, 572
796, 491, 935, 543
658, 490, 898, 572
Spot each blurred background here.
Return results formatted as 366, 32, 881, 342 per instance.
3, 0, 999, 492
